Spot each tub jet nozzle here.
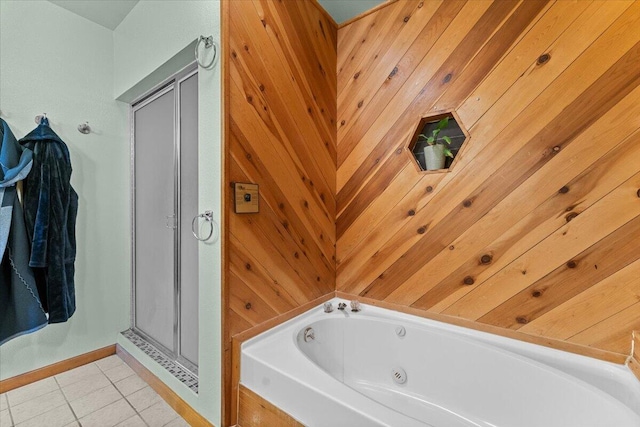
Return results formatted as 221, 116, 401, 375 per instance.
392, 367, 407, 384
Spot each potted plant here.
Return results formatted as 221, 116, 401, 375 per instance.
419, 117, 453, 170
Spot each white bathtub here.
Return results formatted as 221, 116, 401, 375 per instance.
241, 299, 640, 427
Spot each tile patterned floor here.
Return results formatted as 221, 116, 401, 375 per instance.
0, 355, 190, 427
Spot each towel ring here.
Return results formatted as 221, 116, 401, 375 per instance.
195, 35, 217, 70
192, 210, 218, 242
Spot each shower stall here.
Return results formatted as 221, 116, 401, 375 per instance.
130, 64, 200, 374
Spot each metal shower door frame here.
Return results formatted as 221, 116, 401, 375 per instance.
130, 62, 199, 376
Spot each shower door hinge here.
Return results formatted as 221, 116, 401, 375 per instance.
166, 214, 177, 229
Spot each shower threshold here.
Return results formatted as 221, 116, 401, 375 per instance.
121, 329, 199, 393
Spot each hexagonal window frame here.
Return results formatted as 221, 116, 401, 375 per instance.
405, 110, 470, 173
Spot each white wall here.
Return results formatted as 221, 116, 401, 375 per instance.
113, 0, 218, 99
0, 1, 221, 424
113, 1, 222, 424
0, 0, 131, 378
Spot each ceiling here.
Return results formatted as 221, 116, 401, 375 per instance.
47, 0, 139, 30
317, 0, 387, 24
47, 0, 386, 31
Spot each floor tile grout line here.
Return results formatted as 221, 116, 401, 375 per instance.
161, 411, 181, 427
102, 355, 152, 427
7, 355, 184, 427
9, 389, 69, 426
104, 352, 185, 427
5, 395, 16, 427
54, 355, 149, 426
67, 382, 123, 423
5, 376, 59, 408
12, 401, 71, 426
54, 375, 81, 425
105, 356, 182, 427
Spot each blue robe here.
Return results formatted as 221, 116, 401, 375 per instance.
1, 118, 48, 344
20, 118, 78, 323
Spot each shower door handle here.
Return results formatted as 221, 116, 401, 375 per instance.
166, 214, 177, 229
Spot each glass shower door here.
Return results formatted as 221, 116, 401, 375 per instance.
178, 72, 199, 369
132, 66, 199, 372
133, 87, 176, 352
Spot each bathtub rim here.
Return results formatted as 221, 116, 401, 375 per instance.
288, 315, 640, 425
243, 296, 631, 370
241, 297, 640, 417
231, 293, 639, 424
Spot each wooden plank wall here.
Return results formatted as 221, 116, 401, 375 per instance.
238, 385, 304, 427
225, 0, 336, 344
336, 0, 640, 359
224, 0, 336, 424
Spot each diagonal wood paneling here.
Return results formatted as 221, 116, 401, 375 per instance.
226, 0, 336, 336
336, 0, 640, 358
223, 0, 336, 424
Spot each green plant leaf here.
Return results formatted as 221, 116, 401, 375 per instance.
443, 147, 454, 158
442, 135, 452, 145
437, 117, 449, 130
427, 136, 435, 145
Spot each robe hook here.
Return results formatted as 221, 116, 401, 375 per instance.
77, 122, 91, 134
34, 113, 47, 124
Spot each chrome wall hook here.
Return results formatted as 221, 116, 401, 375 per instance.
34, 113, 47, 124
77, 122, 91, 134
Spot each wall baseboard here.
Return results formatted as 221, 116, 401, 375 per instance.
116, 345, 213, 427
0, 343, 214, 425
0, 345, 116, 393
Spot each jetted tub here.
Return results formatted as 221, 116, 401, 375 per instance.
241, 299, 640, 426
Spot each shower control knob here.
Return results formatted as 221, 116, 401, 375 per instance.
395, 326, 406, 337
303, 327, 315, 342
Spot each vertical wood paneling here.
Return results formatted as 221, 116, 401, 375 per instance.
337, 0, 640, 359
